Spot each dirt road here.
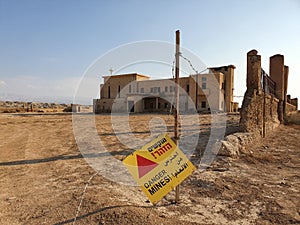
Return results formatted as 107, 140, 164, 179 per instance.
0, 113, 299, 224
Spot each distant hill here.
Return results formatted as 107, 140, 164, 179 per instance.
0, 92, 74, 104
0, 92, 93, 105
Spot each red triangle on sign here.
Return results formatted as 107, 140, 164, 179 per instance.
136, 154, 158, 178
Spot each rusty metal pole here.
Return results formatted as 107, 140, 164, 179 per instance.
263, 74, 266, 138
174, 30, 180, 203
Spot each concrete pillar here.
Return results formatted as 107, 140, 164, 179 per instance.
222, 65, 235, 112
247, 50, 261, 91
270, 54, 284, 123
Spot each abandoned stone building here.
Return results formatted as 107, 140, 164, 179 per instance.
93, 65, 239, 113
240, 50, 298, 136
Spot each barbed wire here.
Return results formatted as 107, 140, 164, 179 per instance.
198, 67, 209, 74
180, 53, 199, 74
72, 170, 100, 225
173, 52, 209, 75
170, 57, 176, 114
171, 58, 175, 79
171, 53, 245, 101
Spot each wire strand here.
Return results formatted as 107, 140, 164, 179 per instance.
180, 54, 199, 74
72, 170, 100, 225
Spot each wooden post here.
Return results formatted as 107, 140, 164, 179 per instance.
196, 74, 198, 112
262, 74, 266, 138
174, 30, 180, 203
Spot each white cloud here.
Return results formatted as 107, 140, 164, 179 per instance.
0, 80, 7, 86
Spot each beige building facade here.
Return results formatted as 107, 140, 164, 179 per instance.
93, 65, 237, 113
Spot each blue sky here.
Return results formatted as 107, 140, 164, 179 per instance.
0, 0, 299, 105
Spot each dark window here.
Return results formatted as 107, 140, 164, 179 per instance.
108, 86, 111, 98
164, 103, 168, 108
165, 86, 168, 92
186, 84, 189, 93
118, 85, 120, 98
201, 77, 206, 89
201, 101, 206, 108
140, 87, 144, 93
150, 88, 154, 93
153, 87, 160, 93
129, 85, 131, 93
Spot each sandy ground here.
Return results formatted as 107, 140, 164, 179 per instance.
0, 113, 299, 225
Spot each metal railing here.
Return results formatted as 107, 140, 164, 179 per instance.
261, 68, 276, 96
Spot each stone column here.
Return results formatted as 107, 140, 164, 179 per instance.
240, 50, 262, 133
270, 54, 284, 123
247, 50, 261, 92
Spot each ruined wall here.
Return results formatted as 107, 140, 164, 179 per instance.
286, 96, 298, 116
219, 49, 297, 157
240, 90, 280, 135
219, 89, 280, 157
286, 102, 297, 114
240, 49, 298, 136
264, 95, 280, 133
240, 50, 281, 136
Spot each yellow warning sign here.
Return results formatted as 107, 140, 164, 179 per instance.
123, 133, 196, 204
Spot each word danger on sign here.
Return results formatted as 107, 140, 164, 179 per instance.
123, 133, 196, 204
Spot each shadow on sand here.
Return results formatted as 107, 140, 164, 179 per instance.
53, 203, 172, 225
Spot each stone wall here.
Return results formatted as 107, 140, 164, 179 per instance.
239, 89, 280, 136
217, 49, 297, 157
286, 102, 297, 114
239, 49, 297, 136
